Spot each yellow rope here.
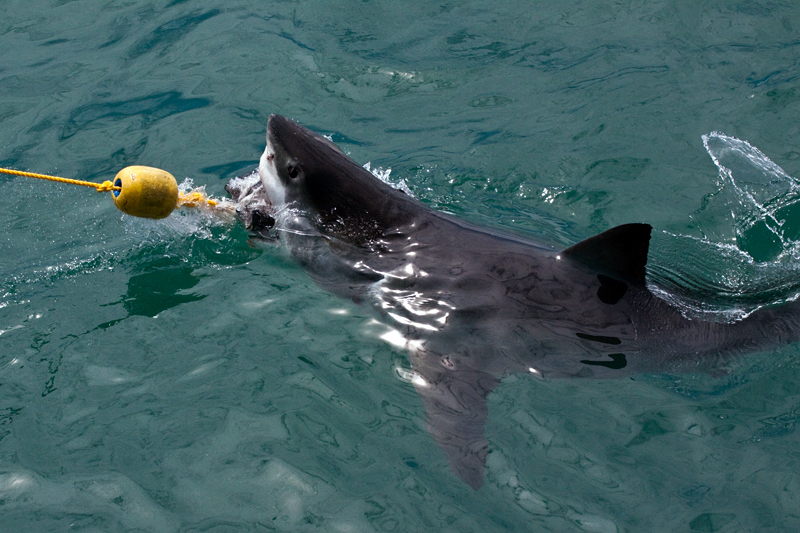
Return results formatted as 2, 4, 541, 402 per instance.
176, 189, 237, 219
0, 167, 120, 192
177, 190, 218, 208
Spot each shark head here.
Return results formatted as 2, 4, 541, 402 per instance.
255, 114, 418, 244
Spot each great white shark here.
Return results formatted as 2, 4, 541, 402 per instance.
225, 114, 800, 489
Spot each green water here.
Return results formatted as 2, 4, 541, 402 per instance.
2, 1, 800, 531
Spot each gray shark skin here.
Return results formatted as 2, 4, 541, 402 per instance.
226, 115, 800, 490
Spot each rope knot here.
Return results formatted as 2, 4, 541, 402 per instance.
96, 180, 119, 193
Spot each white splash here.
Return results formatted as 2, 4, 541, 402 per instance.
647, 133, 800, 321
702, 132, 800, 261
363, 161, 413, 196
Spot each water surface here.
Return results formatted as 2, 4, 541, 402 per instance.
2, 1, 800, 531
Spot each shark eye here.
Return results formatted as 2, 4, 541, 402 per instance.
287, 164, 299, 179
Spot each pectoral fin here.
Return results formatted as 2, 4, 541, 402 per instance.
414, 367, 499, 490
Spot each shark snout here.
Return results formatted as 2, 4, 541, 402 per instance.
257, 136, 287, 209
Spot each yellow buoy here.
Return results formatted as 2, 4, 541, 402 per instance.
112, 165, 179, 219
0, 164, 235, 220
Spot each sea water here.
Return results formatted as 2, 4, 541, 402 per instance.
2, 1, 800, 531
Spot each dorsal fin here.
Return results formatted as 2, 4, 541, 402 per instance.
562, 223, 652, 283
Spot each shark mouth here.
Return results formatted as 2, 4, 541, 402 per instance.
224, 169, 276, 237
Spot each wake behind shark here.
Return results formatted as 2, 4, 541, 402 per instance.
226, 115, 800, 489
